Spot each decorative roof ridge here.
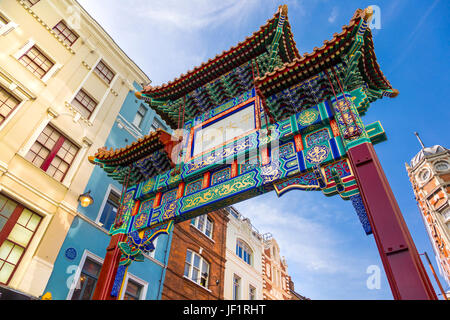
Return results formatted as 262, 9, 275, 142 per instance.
255, 8, 365, 83
89, 129, 177, 164
139, 5, 298, 96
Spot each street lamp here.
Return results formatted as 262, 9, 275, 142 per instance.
78, 191, 94, 207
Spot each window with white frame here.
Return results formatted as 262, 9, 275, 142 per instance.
225, 206, 239, 219
71, 89, 97, 119
0, 194, 42, 285
236, 239, 252, 265
18, 45, 54, 79
98, 188, 120, 231
249, 285, 256, 300
190, 214, 213, 238
25, 124, 79, 182
150, 118, 164, 132
119, 273, 148, 300
233, 274, 241, 300
122, 279, 144, 300
94, 60, 115, 84
70, 256, 102, 300
183, 249, 209, 288
441, 207, 450, 223
434, 161, 449, 172
132, 104, 147, 129
0, 85, 21, 126
52, 20, 79, 47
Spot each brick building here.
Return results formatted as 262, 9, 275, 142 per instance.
162, 209, 229, 300
261, 234, 292, 300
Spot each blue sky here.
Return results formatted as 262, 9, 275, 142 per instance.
77, 0, 450, 299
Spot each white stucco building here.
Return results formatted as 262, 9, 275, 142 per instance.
223, 206, 263, 300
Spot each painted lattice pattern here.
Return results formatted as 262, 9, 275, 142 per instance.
161, 188, 177, 204
185, 179, 203, 195
279, 142, 295, 159
305, 128, 330, 148
323, 159, 351, 182
211, 168, 231, 186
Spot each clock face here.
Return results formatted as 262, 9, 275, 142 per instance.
418, 168, 430, 182
192, 102, 256, 158
435, 161, 449, 172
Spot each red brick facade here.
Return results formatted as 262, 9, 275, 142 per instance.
261, 238, 291, 300
406, 147, 450, 291
162, 209, 229, 300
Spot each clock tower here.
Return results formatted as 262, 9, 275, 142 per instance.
406, 134, 450, 297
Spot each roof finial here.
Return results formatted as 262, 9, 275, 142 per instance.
363, 6, 374, 22
414, 132, 425, 149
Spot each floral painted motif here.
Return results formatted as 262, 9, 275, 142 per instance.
141, 178, 155, 195
185, 179, 203, 195
274, 171, 319, 195
323, 159, 351, 182
305, 145, 330, 164
240, 158, 259, 174
161, 188, 177, 204
279, 142, 295, 159
211, 168, 231, 186
305, 128, 330, 148
297, 108, 319, 126
182, 171, 256, 212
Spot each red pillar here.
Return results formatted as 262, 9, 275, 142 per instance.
347, 142, 437, 300
91, 233, 126, 300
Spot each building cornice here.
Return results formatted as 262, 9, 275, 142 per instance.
0, 65, 36, 100
16, 0, 76, 55
68, 0, 150, 84
409, 150, 450, 172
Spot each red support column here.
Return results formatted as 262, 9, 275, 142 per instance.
347, 142, 437, 300
92, 232, 126, 300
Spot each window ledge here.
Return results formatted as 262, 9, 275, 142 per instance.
182, 275, 212, 293
64, 101, 93, 127
0, 22, 18, 36
10, 54, 48, 86
129, 121, 144, 133
16, 152, 71, 188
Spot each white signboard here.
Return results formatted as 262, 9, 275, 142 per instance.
192, 102, 256, 158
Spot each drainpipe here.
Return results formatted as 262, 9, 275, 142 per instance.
156, 231, 173, 299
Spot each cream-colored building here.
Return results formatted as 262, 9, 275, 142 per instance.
262, 235, 291, 300
223, 206, 263, 300
0, 0, 149, 297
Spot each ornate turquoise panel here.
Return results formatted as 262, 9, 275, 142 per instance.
185, 178, 203, 195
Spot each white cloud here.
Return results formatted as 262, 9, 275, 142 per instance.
233, 189, 392, 299
77, 0, 266, 85
234, 192, 362, 275
134, 0, 260, 32
328, 6, 339, 23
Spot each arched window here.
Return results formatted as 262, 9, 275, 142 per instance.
236, 239, 252, 265
183, 249, 210, 288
